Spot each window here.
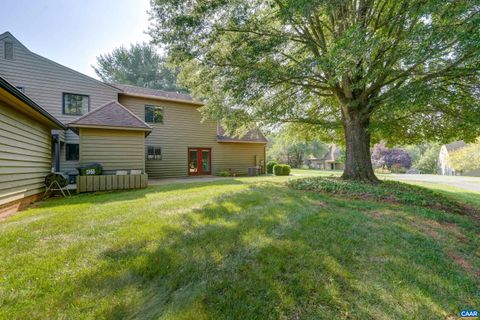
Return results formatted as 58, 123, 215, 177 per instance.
147, 146, 162, 160
145, 105, 163, 123
4, 42, 13, 60
66, 144, 79, 161
63, 93, 89, 115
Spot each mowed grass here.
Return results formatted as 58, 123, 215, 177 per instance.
0, 175, 479, 319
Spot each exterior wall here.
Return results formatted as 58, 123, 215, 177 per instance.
79, 128, 145, 174
0, 33, 119, 171
438, 145, 455, 175
215, 143, 266, 174
324, 162, 344, 170
0, 100, 52, 207
119, 95, 266, 178
308, 160, 344, 170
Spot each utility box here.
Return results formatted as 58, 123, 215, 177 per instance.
247, 167, 259, 176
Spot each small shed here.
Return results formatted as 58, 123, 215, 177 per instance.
309, 145, 344, 170
68, 101, 152, 175
0, 76, 66, 215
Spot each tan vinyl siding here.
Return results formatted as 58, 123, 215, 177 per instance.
0, 34, 119, 172
79, 128, 145, 174
119, 95, 266, 178
215, 143, 266, 173
0, 101, 52, 206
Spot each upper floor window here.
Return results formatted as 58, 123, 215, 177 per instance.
63, 93, 89, 115
145, 105, 163, 123
4, 41, 13, 60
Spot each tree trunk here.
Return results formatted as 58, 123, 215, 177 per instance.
341, 109, 379, 183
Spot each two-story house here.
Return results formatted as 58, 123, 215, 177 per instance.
0, 32, 266, 183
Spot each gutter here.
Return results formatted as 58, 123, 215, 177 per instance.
118, 92, 204, 106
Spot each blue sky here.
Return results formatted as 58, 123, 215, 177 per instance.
0, 0, 151, 78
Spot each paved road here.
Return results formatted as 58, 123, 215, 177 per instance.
388, 174, 480, 193
149, 172, 480, 193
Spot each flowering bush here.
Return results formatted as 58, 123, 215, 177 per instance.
371, 143, 412, 170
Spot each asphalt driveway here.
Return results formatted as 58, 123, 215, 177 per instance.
389, 174, 480, 193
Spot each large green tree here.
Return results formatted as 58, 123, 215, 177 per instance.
149, 0, 480, 182
93, 43, 188, 93
449, 139, 480, 174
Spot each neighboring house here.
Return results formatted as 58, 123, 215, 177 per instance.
0, 32, 267, 180
438, 141, 480, 176
438, 141, 466, 176
0, 76, 66, 215
304, 155, 322, 169
305, 145, 344, 170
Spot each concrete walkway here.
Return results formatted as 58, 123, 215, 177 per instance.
388, 174, 480, 193
149, 176, 228, 185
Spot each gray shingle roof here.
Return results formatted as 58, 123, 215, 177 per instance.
320, 145, 342, 161
68, 101, 152, 131
216, 126, 267, 143
445, 141, 467, 152
113, 83, 199, 104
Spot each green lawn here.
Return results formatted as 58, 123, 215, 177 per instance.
0, 173, 479, 319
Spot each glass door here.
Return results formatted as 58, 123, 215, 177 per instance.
201, 149, 211, 174
188, 149, 199, 175
188, 148, 211, 175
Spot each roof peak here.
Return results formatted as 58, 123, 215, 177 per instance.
0, 31, 121, 93
68, 101, 152, 133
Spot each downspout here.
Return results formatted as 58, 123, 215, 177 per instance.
52, 133, 60, 172
264, 144, 266, 174
57, 137, 61, 172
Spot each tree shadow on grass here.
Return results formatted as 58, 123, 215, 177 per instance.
36, 178, 247, 209
60, 184, 479, 320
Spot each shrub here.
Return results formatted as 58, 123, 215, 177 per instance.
217, 170, 230, 177
390, 165, 408, 174
274, 164, 291, 176
266, 161, 278, 174
414, 144, 441, 174
273, 165, 282, 176
375, 167, 391, 174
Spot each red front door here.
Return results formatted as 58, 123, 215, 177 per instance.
188, 148, 212, 175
